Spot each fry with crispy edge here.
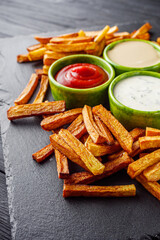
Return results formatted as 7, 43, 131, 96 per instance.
33, 75, 49, 103
47, 42, 96, 52
146, 127, 160, 136
7, 101, 65, 120
59, 129, 105, 175
92, 105, 133, 154
43, 65, 49, 75
127, 149, 160, 178
32, 143, 54, 163
82, 105, 106, 144
55, 150, 69, 179
41, 108, 82, 131
64, 152, 132, 185
63, 184, 136, 198
28, 47, 46, 61
50, 36, 94, 44
143, 162, 160, 181
43, 55, 56, 65
17, 54, 30, 63
14, 73, 39, 105
131, 22, 152, 39
67, 114, 87, 139
35, 69, 44, 79
94, 25, 110, 43
27, 43, 44, 52
139, 136, 160, 150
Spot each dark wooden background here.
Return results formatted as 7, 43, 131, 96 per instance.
0, 0, 160, 239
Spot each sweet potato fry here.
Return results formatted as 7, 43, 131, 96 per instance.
55, 150, 69, 179
92, 105, 133, 154
94, 25, 110, 43
139, 136, 160, 150
27, 43, 44, 52
82, 105, 106, 144
146, 127, 160, 136
143, 161, 160, 182
17, 54, 30, 63
127, 149, 160, 178
14, 73, 39, 105
93, 115, 114, 145
131, 22, 152, 39
41, 108, 82, 131
50, 133, 88, 171
64, 152, 132, 185
63, 184, 136, 198
32, 143, 54, 163
7, 101, 65, 120
67, 114, 87, 139
59, 129, 105, 175
47, 42, 96, 52
50, 36, 94, 44
28, 47, 46, 61
33, 75, 49, 103
35, 69, 44, 79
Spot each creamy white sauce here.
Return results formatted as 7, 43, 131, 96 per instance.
108, 41, 160, 68
114, 75, 160, 111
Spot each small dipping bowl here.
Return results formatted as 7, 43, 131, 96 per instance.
109, 71, 160, 130
103, 39, 160, 75
48, 54, 115, 109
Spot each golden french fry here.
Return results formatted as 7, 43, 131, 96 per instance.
127, 149, 160, 178
67, 114, 87, 139
32, 143, 54, 163
35, 69, 44, 79
41, 108, 82, 131
92, 105, 133, 154
50, 36, 94, 44
55, 150, 69, 179
46, 42, 96, 52
143, 161, 160, 181
44, 50, 73, 59
63, 183, 136, 198
113, 32, 130, 37
146, 127, 160, 136
7, 101, 65, 120
33, 75, 49, 103
78, 29, 86, 37
17, 54, 30, 63
43, 54, 56, 65
136, 32, 150, 40
34, 36, 53, 44
106, 36, 124, 45
82, 105, 106, 144
85, 30, 100, 38
28, 47, 46, 61
139, 136, 160, 150
64, 152, 131, 185
27, 43, 44, 52
43, 65, 50, 75
59, 129, 105, 175
131, 22, 152, 38
14, 73, 39, 105
94, 25, 110, 43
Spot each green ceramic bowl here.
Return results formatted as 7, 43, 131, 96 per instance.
103, 39, 160, 75
109, 71, 160, 130
48, 54, 115, 109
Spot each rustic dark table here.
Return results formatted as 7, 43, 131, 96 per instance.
0, 0, 160, 239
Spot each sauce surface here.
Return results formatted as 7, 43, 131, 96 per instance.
108, 41, 160, 68
114, 75, 160, 111
55, 63, 109, 89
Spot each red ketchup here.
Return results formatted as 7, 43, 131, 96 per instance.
55, 63, 109, 89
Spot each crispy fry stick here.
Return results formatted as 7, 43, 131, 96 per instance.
139, 136, 160, 150
34, 36, 53, 44
27, 43, 44, 52
143, 162, 160, 182
7, 101, 65, 120
43, 55, 56, 66
35, 69, 44, 79
33, 75, 49, 103
59, 129, 105, 175
78, 30, 86, 37
43, 65, 50, 75
47, 42, 96, 52
14, 73, 39, 105
55, 150, 69, 179
63, 184, 136, 198
113, 32, 130, 37
93, 115, 114, 145
146, 127, 160, 136
106, 36, 124, 45
50, 36, 94, 44
41, 108, 82, 131
107, 25, 119, 35
131, 22, 152, 39
67, 114, 87, 139
44, 50, 74, 59
127, 149, 160, 178
32, 143, 54, 163
17, 54, 30, 63
92, 105, 133, 154
28, 47, 46, 61
85, 30, 100, 38
136, 32, 150, 40
50, 133, 88, 171
64, 152, 131, 185
94, 25, 110, 43
82, 105, 106, 144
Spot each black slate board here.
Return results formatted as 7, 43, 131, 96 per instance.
1, 23, 160, 240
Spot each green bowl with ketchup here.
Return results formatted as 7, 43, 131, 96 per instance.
48, 54, 115, 109
109, 71, 160, 130
103, 39, 160, 75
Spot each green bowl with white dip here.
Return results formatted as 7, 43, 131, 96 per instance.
108, 71, 160, 130
103, 39, 160, 75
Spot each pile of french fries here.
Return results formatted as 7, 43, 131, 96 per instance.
7, 73, 160, 199
17, 22, 160, 75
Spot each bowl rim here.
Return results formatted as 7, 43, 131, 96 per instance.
109, 70, 160, 115
103, 39, 160, 71
48, 54, 115, 93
